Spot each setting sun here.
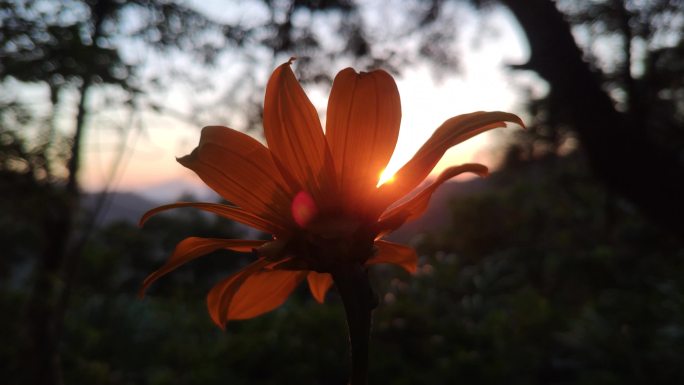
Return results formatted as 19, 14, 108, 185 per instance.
377, 168, 396, 187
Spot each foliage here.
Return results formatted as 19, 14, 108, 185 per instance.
384, 154, 684, 384
3, 151, 683, 384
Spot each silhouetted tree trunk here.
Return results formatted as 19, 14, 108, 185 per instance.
23, 2, 104, 378
24, 80, 91, 385
501, 0, 684, 234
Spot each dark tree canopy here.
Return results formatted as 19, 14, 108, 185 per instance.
493, 0, 684, 233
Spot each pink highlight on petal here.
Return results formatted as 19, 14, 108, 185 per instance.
291, 191, 318, 227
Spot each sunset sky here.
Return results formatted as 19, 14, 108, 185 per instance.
79, 4, 531, 196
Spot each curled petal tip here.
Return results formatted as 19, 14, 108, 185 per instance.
176, 154, 192, 167
287, 56, 296, 64
209, 316, 227, 330
473, 164, 489, 177
510, 114, 526, 129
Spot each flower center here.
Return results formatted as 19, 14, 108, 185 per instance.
267, 190, 379, 273
296, 215, 376, 273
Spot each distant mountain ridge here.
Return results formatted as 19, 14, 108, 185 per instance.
83, 174, 501, 242
82, 192, 158, 226
82, 178, 219, 226
133, 178, 217, 202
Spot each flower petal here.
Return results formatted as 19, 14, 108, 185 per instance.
366, 240, 418, 274
307, 271, 333, 303
178, 126, 294, 228
206, 258, 271, 327
139, 237, 266, 298
325, 68, 401, 213
263, 61, 336, 205
377, 163, 489, 233
226, 270, 306, 321
207, 259, 305, 327
377, 111, 523, 209
139, 201, 282, 234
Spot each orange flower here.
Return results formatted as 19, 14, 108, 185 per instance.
139, 60, 523, 328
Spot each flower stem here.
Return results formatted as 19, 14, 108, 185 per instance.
332, 264, 376, 385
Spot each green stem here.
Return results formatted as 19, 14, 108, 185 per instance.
332, 264, 376, 385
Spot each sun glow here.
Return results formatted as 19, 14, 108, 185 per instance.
377, 168, 396, 187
